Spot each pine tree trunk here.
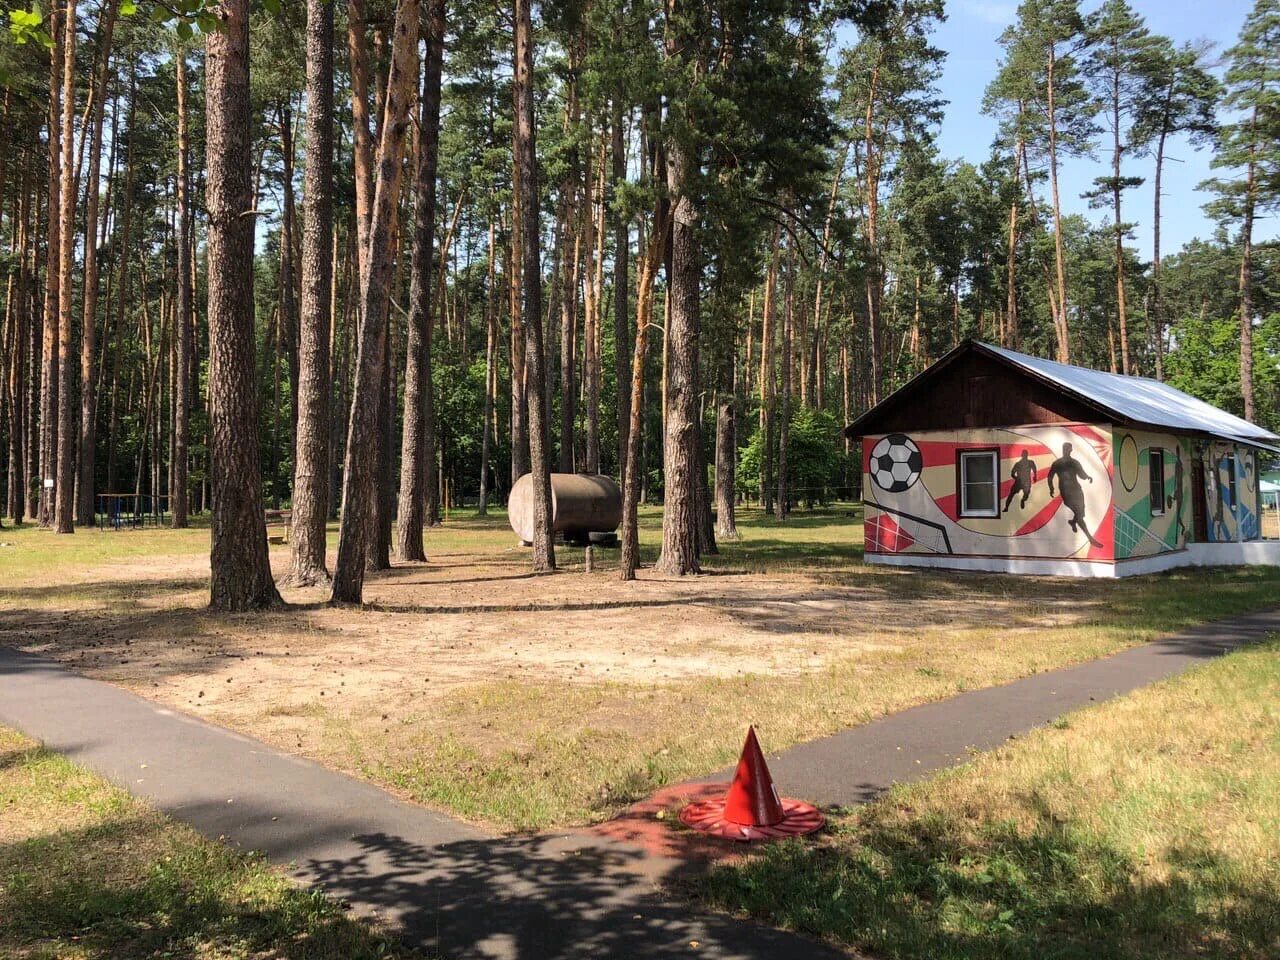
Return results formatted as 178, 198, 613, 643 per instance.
775, 243, 792, 522
53, 0, 77, 535
478, 215, 497, 515
279, 101, 300, 436
332, 0, 421, 603
76, 1, 118, 526
514, 0, 554, 571
1111, 70, 1129, 376
758, 232, 777, 512
6, 164, 29, 523
284, 0, 335, 586
205, 0, 281, 610
1047, 47, 1071, 363
612, 95, 630, 481
347, 0, 374, 275
583, 137, 606, 475
620, 222, 664, 580
396, 0, 444, 562
1152, 122, 1167, 380
713, 331, 738, 540
656, 123, 700, 576
38, 13, 62, 529
558, 198, 579, 473
1238, 137, 1256, 423
508, 225, 529, 483
171, 49, 192, 527
1005, 192, 1018, 348
106, 79, 134, 501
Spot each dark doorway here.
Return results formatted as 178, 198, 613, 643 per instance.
1191, 457, 1207, 543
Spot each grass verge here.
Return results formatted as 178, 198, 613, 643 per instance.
690, 637, 1280, 960
0, 726, 419, 959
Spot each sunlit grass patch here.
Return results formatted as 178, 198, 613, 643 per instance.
690, 638, 1280, 960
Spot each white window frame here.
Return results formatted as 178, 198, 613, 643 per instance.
958, 449, 1000, 519
1149, 448, 1166, 516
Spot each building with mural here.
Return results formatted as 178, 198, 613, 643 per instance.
845, 341, 1280, 577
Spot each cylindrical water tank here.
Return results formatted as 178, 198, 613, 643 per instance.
507, 473, 622, 543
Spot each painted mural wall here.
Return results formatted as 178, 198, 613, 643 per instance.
862, 424, 1115, 562
1201, 441, 1260, 542
1112, 430, 1190, 560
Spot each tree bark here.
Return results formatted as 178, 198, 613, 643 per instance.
656, 125, 700, 576
6, 162, 30, 522
713, 328, 737, 540
53, 0, 77, 535
1152, 119, 1166, 380
205, 0, 282, 610
620, 219, 665, 580
332, 0, 421, 603
478, 216, 497, 515
1004, 193, 1018, 348
758, 230, 778, 512
284, 0, 336, 586
347, 0, 375, 277
396, 0, 444, 562
775, 242, 792, 522
1046, 46, 1071, 363
513, 0, 554, 571
76, 1, 119, 526
612, 95, 630, 480
38, 9, 62, 529
582, 137, 606, 475
1238, 113, 1256, 423
1110, 67, 1129, 375
171, 48, 192, 527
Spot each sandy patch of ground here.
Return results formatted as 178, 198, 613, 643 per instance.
1, 539, 1092, 751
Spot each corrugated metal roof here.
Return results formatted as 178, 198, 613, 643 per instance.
980, 343, 1280, 448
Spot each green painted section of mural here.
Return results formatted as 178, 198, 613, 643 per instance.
1113, 430, 1189, 560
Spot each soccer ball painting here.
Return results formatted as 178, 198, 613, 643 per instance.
870, 434, 923, 493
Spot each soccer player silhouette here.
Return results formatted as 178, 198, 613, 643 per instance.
1170, 451, 1186, 541
1003, 450, 1038, 511
1047, 442, 1102, 548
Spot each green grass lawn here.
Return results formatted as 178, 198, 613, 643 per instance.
691, 637, 1280, 960
2, 506, 1279, 833
0, 726, 421, 959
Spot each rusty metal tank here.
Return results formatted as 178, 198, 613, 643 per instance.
507, 472, 622, 544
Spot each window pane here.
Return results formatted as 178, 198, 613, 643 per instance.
966, 480, 995, 513
966, 454, 994, 485
961, 453, 997, 515
1150, 449, 1165, 514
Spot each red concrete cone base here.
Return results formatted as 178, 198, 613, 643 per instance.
679, 795, 825, 841
679, 726, 825, 842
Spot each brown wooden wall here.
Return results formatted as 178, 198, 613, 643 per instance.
854, 351, 1104, 435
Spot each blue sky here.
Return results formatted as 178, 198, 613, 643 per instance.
911, 0, 1271, 256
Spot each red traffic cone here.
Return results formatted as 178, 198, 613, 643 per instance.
722, 726, 784, 827
679, 726, 824, 842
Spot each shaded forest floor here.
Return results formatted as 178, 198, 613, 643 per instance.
1, 506, 1278, 830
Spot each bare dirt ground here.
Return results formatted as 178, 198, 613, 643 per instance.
4, 511, 1277, 829
4, 533, 1086, 728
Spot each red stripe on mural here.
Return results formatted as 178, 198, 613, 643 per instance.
911, 439, 1055, 471
1013, 498, 1062, 536
1066, 424, 1112, 460
1086, 503, 1115, 559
